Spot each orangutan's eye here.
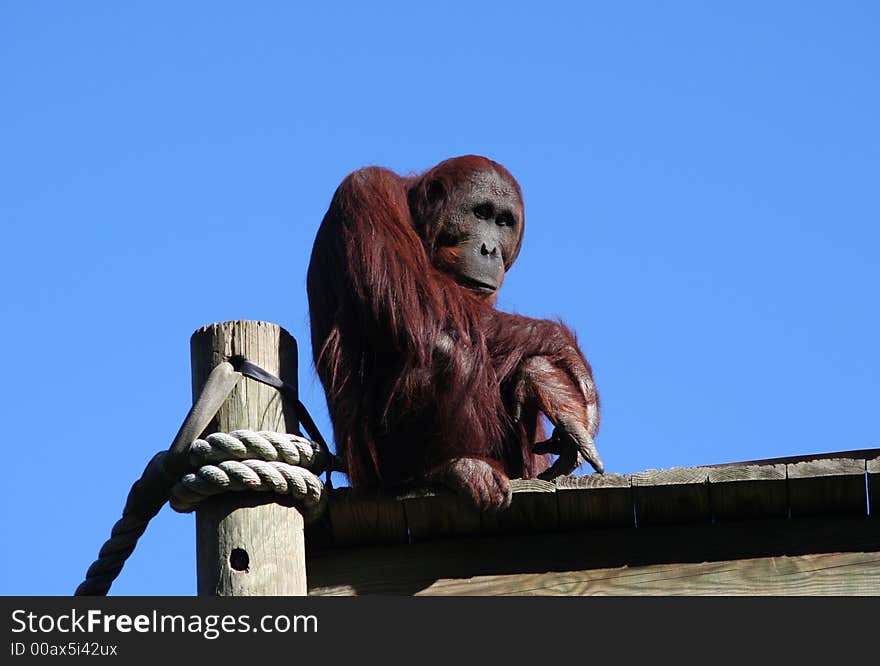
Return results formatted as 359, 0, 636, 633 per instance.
473, 204, 493, 220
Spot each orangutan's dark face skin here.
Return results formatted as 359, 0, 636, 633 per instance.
431, 170, 524, 299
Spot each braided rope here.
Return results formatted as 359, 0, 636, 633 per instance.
76, 513, 152, 596
169, 430, 328, 521
75, 431, 328, 596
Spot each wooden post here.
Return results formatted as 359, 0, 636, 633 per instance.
190, 320, 307, 596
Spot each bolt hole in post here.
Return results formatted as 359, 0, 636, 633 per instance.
229, 548, 250, 572
193, 321, 308, 595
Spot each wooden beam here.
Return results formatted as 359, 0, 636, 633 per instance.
632, 466, 711, 526
708, 464, 787, 521
556, 473, 633, 528
307, 515, 880, 595
328, 487, 409, 545
317, 452, 879, 549
402, 551, 880, 596
787, 458, 867, 517
401, 488, 481, 542
869, 456, 879, 519
481, 479, 559, 534
191, 320, 306, 596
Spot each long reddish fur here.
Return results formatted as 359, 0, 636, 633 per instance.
307, 156, 597, 490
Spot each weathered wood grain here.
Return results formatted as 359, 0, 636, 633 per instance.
787, 458, 867, 517
192, 320, 306, 596
480, 478, 559, 534
308, 515, 880, 595
556, 473, 634, 528
328, 487, 409, 545
401, 488, 481, 541
406, 551, 880, 596
196, 493, 305, 596
190, 320, 299, 437
868, 456, 879, 519
708, 464, 787, 521
632, 466, 711, 526
309, 450, 880, 595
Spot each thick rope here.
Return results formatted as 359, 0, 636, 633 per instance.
169, 430, 328, 521
75, 430, 328, 596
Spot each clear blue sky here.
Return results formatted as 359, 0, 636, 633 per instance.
1, 2, 877, 595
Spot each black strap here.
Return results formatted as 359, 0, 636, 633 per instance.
232, 357, 299, 416
229, 355, 337, 480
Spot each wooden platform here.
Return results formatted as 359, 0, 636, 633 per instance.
305, 452, 880, 595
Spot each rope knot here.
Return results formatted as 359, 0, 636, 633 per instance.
75, 429, 330, 596
169, 430, 328, 522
